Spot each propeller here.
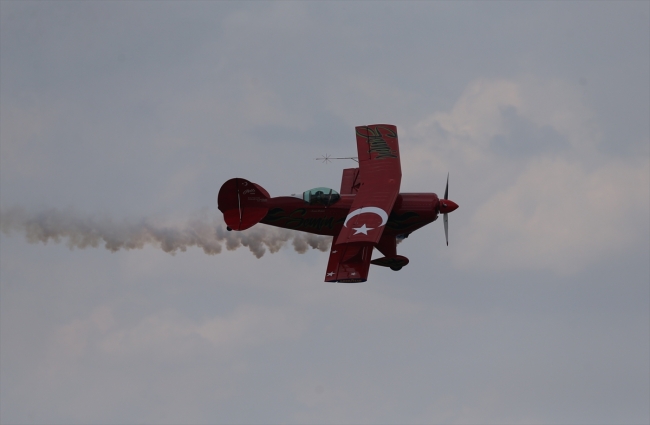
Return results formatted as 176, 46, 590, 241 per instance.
439, 173, 459, 246
444, 173, 449, 246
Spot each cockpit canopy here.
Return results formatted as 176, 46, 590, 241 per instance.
302, 187, 340, 206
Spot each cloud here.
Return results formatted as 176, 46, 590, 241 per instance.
0, 104, 58, 180
408, 76, 601, 165
401, 76, 649, 274
1, 4, 648, 424
455, 156, 649, 274
37, 303, 308, 423
89, 304, 306, 358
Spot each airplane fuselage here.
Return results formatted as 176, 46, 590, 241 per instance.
260, 193, 441, 238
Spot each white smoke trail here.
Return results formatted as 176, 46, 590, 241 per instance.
0, 207, 331, 258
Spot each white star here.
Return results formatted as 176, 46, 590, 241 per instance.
332, 250, 337, 253
351, 272, 356, 275
352, 224, 373, 235
327, 271, 335, 277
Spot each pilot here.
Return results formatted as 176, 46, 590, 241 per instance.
312, 190, 325, 205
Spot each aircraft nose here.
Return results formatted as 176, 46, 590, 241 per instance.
439, 199, 459, 214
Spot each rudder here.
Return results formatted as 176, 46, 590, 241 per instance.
218, 178, 270, 230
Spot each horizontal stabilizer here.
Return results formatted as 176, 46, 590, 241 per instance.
218, 178, 269, 230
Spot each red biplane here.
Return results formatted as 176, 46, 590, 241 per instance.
218, 124, 458, 282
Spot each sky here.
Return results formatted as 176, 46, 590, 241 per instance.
1, 1, 649, 424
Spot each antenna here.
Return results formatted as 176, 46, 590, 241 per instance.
314, 154, 358, 164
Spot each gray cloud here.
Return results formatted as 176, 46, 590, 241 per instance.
1, 2, 648, 424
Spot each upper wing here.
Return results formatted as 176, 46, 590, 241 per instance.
335, 124, 402, 246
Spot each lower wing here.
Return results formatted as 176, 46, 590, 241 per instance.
324, 242, 374, 283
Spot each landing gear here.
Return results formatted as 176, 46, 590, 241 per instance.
226, 226, 232, 231
371, 255, 409, 270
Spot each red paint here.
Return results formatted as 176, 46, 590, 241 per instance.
218, 124, 459, 282
439, 200, 459, 214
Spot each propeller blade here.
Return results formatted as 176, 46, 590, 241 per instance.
444, 213, 449, 246
443, 173, 449, 245
444, 172, 449, 200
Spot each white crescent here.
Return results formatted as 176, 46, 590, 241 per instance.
343, 207, 389, 228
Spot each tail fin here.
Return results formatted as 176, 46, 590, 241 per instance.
217, 178, 270, 231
